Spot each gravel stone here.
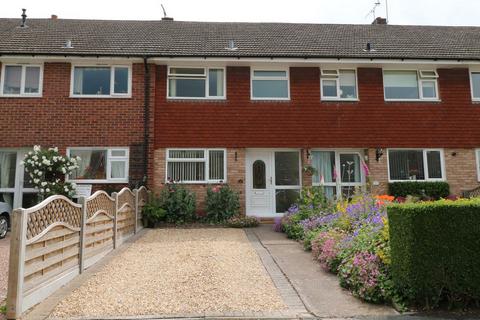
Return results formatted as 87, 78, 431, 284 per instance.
0, 234, 10, 303
49, 229, 286, 318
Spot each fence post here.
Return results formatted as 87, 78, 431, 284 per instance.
6, 209, 28, 319
134, 189, 139, 234
78, 196, 87, 274
112, 192, 118, 249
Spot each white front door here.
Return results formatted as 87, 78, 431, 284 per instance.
246, 149, 301, 217
246, 150, 273, 217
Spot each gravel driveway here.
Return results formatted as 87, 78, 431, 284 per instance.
49, 228, 286, 318
0, 234, 9, 303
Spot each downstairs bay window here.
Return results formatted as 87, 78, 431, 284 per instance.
166, 149, 226, 183
311, 150, 364, 199
388, 149, 444, 181
67, 148, 129, 183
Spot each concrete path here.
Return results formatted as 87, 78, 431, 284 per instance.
252, 225, 397, 319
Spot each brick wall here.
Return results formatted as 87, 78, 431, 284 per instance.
0, 62, 156, 188
152, 148, 246, 214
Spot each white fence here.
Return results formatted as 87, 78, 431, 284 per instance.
6, 186, 149, 319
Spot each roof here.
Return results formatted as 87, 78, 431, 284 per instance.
0, 18, 480, 60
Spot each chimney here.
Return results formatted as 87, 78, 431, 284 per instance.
372, 17, 387, 25
51, 14, 58, 20
20, 8, 27, 27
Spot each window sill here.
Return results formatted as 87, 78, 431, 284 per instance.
251, 98, 290, 102
69, 180, 129, 184
321, 98, 359, 102
69, 95, 132, 99
167, 97, 226, 101
388, 179, 445, 183
164, 181, 226, 185
384, 99, 441, 103
0, 94, 42, 98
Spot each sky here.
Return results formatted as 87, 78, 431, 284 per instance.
2, 0, 480, 26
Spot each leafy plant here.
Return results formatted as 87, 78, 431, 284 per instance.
388, 181, 450, 200
22, 145, 79, 199
159, 183, 196, 224
205, 184, 240, 223
142, 196, 167, 227
226, 215, 259, 228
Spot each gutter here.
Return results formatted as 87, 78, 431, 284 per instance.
142, 57, 150, 186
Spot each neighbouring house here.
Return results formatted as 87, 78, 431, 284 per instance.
1, 12, 480, 217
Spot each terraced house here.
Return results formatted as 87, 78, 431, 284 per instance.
1, 13, 480, 217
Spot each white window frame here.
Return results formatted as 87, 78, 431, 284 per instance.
251, 68, 290, 101
475, 149, 480, 181
166, 66, 226, 100
383, 69, 440, 102
470, 69, 480, 102
70, 64, 132, 98
311, 149, 365, 198
165, 148, 227, 184
320, 69, 359, 101
387, 148, 445, 182
0, 63, 43, 97
66, 147, 129, 183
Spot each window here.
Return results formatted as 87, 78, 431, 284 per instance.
0, 64, 42, 96
321, 69, 358, 100
166, 149, 226, 183
251, 69, 289, 100
470, 72, 480, 101
311, 151, 364, 199
67, 148, 129, 183
72, 66, 131, 97
388, 149, 444, 181
383, 70, 439, 101
167, 67, 225, 99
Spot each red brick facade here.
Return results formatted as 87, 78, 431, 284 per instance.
0, 62, 156, 189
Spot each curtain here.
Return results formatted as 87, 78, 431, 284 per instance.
312, 151, 334, 184
72, 150, 92, 179
0, 152, 15, 206
110, 161, 125, 179
73, 68, 84, 94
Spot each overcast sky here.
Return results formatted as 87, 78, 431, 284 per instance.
3, 0, 480, 26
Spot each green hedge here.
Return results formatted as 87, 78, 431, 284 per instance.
388, 181, 450, 199
388, 200, 480, 308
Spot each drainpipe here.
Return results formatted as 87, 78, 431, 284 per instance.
143, 57, 150, 186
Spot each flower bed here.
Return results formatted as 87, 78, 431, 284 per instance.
279, 190, 402, 305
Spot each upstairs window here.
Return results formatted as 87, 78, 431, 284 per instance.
68, 147, 129, 183
166, 149, 226, 183
167, 67, 225, 99
471, 72, 480, 101
321, 69, 358, 100
72, 66, 130, 97
0, 64, 42, 96
251, 69, 289, 100
383, 70, 439, 101
388, 149, 444, 181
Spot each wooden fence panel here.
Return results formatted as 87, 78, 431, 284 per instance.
6, 186, 149, 319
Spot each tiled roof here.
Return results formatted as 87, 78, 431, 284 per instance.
0, 18, 480, 60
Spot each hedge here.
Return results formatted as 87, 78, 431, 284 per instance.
388, 181, 450, 199
388, 199, 480, 308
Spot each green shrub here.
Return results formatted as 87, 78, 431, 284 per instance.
388, 181, 450, 199
205, 184, 240, 223
388, 199, 480, 308
142, 196, 167, 228
159, 183, 196, 224
226, 215, 259, 228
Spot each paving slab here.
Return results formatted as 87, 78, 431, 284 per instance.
252, 225, 397, 319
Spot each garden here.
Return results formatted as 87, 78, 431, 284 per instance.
275, 184, 480, 312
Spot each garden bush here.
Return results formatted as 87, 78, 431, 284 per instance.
226, 215, 259, 228
142, 196, 167, 227
388, 199, 480, 309
205, 184, 240, 223
159, 183, 196, 223
388, 181, 450, 200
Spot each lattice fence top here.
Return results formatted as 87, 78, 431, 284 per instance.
86, 191, 115, 219
118, 188, 134, 209
26, 197, 82, 240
